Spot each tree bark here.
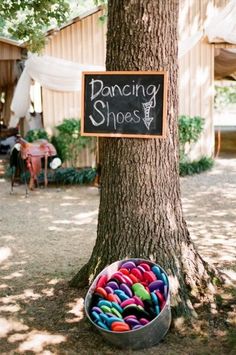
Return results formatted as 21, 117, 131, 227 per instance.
71, 0, 221, 318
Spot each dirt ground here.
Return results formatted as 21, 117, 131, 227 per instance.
0, 158, 235, 354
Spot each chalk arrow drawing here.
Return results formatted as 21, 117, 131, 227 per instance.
142, 99, 154, 130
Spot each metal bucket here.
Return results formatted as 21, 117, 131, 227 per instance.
84, 258, 171, 349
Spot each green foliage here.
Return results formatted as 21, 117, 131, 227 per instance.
214, 85, 236, 110
0, 0, 70, 52
52, 118, 92, 167
178, 115, 205, 161
93, 0, 107, 22
53, 167, 96, 184
178, 115, 205, 147
94, 0, 107, 5
5, 165, 96, 185
225, 328, 236, 352
178, 115, 213, 176
0, 0, 108, 52
34, 167, 96, 185
24, 129, 49, 143
4, 165, 14, 179
69, 0, 97, 17
4, 164, 30, 182
179, 157, 214, 177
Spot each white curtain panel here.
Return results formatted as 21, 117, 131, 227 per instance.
205, 0, 236, 44
10, 54, 104, 127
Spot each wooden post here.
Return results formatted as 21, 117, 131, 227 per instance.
44, 154, 48, 187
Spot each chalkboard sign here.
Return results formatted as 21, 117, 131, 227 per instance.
81, 71, 167, 138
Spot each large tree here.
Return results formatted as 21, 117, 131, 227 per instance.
71, 0, 220, 317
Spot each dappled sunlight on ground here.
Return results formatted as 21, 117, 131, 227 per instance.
0, 246, 12, 263
16, 330, 66, 353
0, 317, 29, 338
0, 270, 93, 354
181, 158, 236, 285
0, 183, 101, 353
0, 158, 235, 353
52, 210, 98, 226
62, 195, 80, 201
0, 268, 79, 353
66, 297, 84, 323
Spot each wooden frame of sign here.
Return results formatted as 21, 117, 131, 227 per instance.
81, 71, 167, 138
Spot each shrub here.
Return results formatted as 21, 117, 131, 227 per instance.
179, 157, 214, 177
52, 118, 92, 167
178, 115, 213, 176
35, 167, 96, 185
53, 167, 96, 184
5, 165, 96, 185
178, 115, 205, 160
24, 129, 49, 142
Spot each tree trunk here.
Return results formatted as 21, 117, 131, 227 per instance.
71, 0, 220, 318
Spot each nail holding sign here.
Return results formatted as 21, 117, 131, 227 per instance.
81, 71, 167, 138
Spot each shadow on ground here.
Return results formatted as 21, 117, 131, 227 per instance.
0, 158, 236, 354
0, 275, 235, 354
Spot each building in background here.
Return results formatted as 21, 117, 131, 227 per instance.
0, 37, 25, 128
42, 6, 106, 134
31, 1, 236, 165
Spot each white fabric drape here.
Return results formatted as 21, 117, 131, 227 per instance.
179, 0, 236, 57
11, 69, 32, 120
10, 45, 197, 127
205, 0, 236, 44
10, 54, 104, 127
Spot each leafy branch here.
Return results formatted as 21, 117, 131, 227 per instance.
0, 0, 70, 52
214, 85, 236, 111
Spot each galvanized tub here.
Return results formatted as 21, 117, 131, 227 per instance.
84, 258, 171, 349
